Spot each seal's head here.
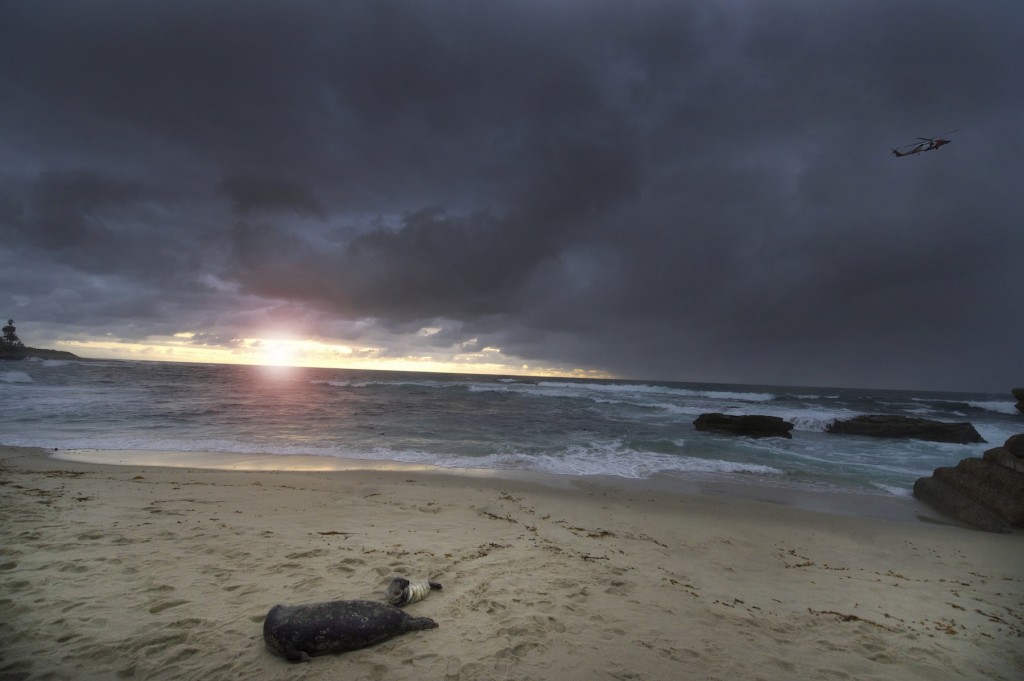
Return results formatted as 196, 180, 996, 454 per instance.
386, 577, 411, 606
386, 577, 442, 606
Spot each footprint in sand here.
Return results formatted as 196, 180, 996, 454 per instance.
485, 600, 508, 614
537, 615, 565, 633
333, 557, 367, 573
496, 640, 540, 659
604, 579, 632, 596
220, 581, 240, 591
284, 548, 328, 559
148, 599, 189, 614
405, 652, 443, 669
289, 575, 326, 591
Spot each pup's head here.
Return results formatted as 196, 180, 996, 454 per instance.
385, 577, 410, 605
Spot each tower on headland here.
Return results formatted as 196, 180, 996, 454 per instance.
1, 319, 80, 360
1, 318, 28, 359
3, 319, 24, 346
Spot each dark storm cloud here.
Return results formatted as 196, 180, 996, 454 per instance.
219, 175, 324, 219
13, 170, 139, 255
1, 0, 1021, 390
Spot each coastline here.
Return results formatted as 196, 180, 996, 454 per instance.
49, 447, 960, 524
2, 444, 1022, 679
0, 347, 82, 361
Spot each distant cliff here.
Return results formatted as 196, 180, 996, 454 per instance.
2, 318, 81, 361
0, 346, 81, 361
26, 347, 81, 360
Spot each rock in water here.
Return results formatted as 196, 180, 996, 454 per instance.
693, 413, 794, 438
263, 599, 438, 662
826, 414, 985, 444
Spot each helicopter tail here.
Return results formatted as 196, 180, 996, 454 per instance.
891, 148, 905, 157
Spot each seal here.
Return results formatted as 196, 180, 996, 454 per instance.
386, 577, 443, 607
263, 599, 438, 662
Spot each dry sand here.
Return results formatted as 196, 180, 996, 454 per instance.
1, 445, 1021, 680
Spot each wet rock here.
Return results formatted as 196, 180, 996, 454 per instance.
693, 413, 794, 439
1012, 388, 1024, 414
826, 414, 985, 444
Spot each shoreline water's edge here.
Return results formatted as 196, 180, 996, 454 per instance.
39, 445, 958, 526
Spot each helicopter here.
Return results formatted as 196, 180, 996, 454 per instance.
891, 129, 957, 157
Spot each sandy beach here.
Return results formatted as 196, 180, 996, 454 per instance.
1, 445, 1021, 680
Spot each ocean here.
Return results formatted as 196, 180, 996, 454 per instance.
1, 358, 1019, 499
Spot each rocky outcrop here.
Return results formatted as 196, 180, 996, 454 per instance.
23, 347, 80, 360
984, 447, 1024, 473
1004, 433, 1024, 456
693, 413, 794, 439
912, 477, 1012, 533
1013, 388, 1024, 414
913, 434, 1024, 532
0, 346, 80, 361
826, 414, 985, 444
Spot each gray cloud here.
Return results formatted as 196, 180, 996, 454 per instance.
219, 175, 324, 219
1, 0, 1021, 390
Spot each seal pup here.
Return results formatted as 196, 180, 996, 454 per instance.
386, 577, 443, 607
263, 599, 438, 662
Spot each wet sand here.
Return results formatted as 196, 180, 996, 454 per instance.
1, 445, 1021, 680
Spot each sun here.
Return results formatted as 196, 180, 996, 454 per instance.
261, 341, 295, 367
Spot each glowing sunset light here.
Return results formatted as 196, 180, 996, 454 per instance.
57, 334, 610, 380
243, 336, 356, 368
257, 341, 294, 366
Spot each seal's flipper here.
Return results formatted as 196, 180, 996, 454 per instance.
428, 580, 443, 590
406, 616, 439, 631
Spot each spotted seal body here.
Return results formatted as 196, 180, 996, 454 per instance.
263, 599, 438, 662
386, 577, 443, 606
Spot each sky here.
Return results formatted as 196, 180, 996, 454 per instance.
1, 0, 1022, 392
